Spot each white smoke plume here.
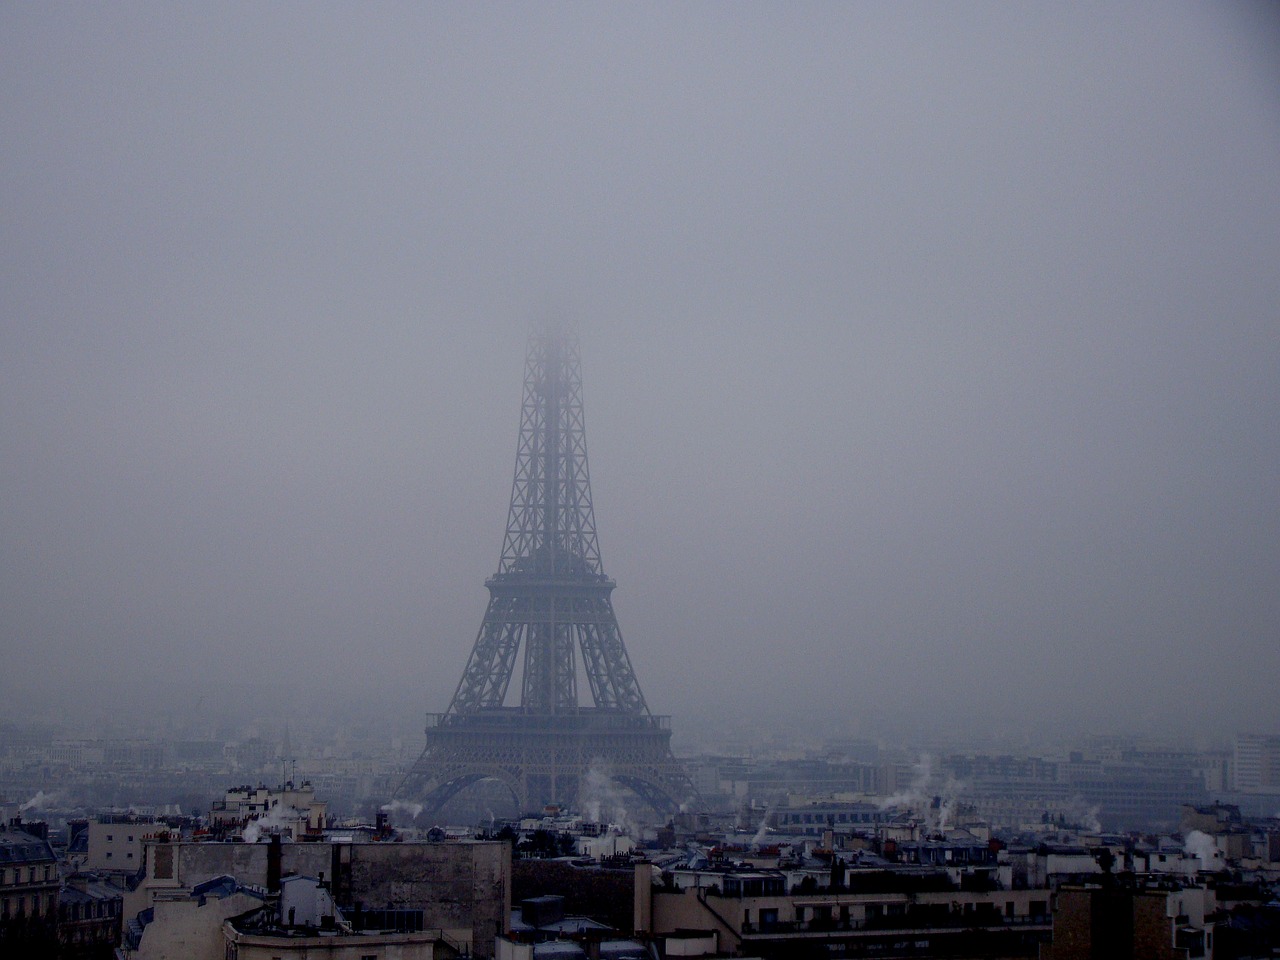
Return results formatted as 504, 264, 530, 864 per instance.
879, 754, 935, 811
380, 800, 424, 820
580, 761, 632, 833
934, 794, 956, 833
1183, 830, 1223, 871
1060, 796, 1103, 833
751, 806, 772, 850
878, 755, 964, 834
20, 790, 60, 812
242, 803, 300, 844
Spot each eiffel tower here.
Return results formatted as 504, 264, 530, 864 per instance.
400, 325, 696, 817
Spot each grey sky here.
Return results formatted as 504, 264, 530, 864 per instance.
3, 3, 1278, 741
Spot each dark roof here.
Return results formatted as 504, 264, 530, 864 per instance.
0, 828, 56, 865
598, 941, 648, 960
191, 874, 241, 899
532, 943, 587, 960
59, 882, 121, 905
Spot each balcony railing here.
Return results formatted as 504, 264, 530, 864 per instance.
426, 710, 670, 731
740, 914, 1051, 936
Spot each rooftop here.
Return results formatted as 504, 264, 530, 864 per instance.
0, 828, 56, 865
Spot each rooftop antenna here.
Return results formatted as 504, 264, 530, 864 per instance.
279, 723, 296, 789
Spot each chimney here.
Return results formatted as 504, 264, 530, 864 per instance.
267, 834, 282, 893
829, 853, 845, 891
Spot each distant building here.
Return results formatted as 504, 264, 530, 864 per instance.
1233, 733, 1280, 793
208, 781, 327, 838
774, 800, 892, 836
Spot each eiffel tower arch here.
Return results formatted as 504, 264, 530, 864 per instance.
399, 326, 696, 818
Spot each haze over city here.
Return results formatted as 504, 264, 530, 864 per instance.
3, 3, 1278, 745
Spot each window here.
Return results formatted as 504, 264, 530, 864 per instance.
106, 835, 113, 841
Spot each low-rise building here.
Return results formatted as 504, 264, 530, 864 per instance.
86, 814, 169, 873
0, 820, 60, 925
635, 863, 1052, 958
133, 836, 510, 956
127, 874, 266, 960
1041, 879, 1216, 960
498, 894, 645, 960
221, 872, 464, 960
57, 874, 124, 957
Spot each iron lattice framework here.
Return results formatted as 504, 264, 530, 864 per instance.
400, 326, 696, 816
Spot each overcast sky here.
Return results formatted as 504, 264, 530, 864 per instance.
3, 2, 1278, 744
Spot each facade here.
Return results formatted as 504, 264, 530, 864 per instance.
225, 923, 452, 959
86, 814, 168, 872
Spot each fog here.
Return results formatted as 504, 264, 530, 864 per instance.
3, 3, 1278, 743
